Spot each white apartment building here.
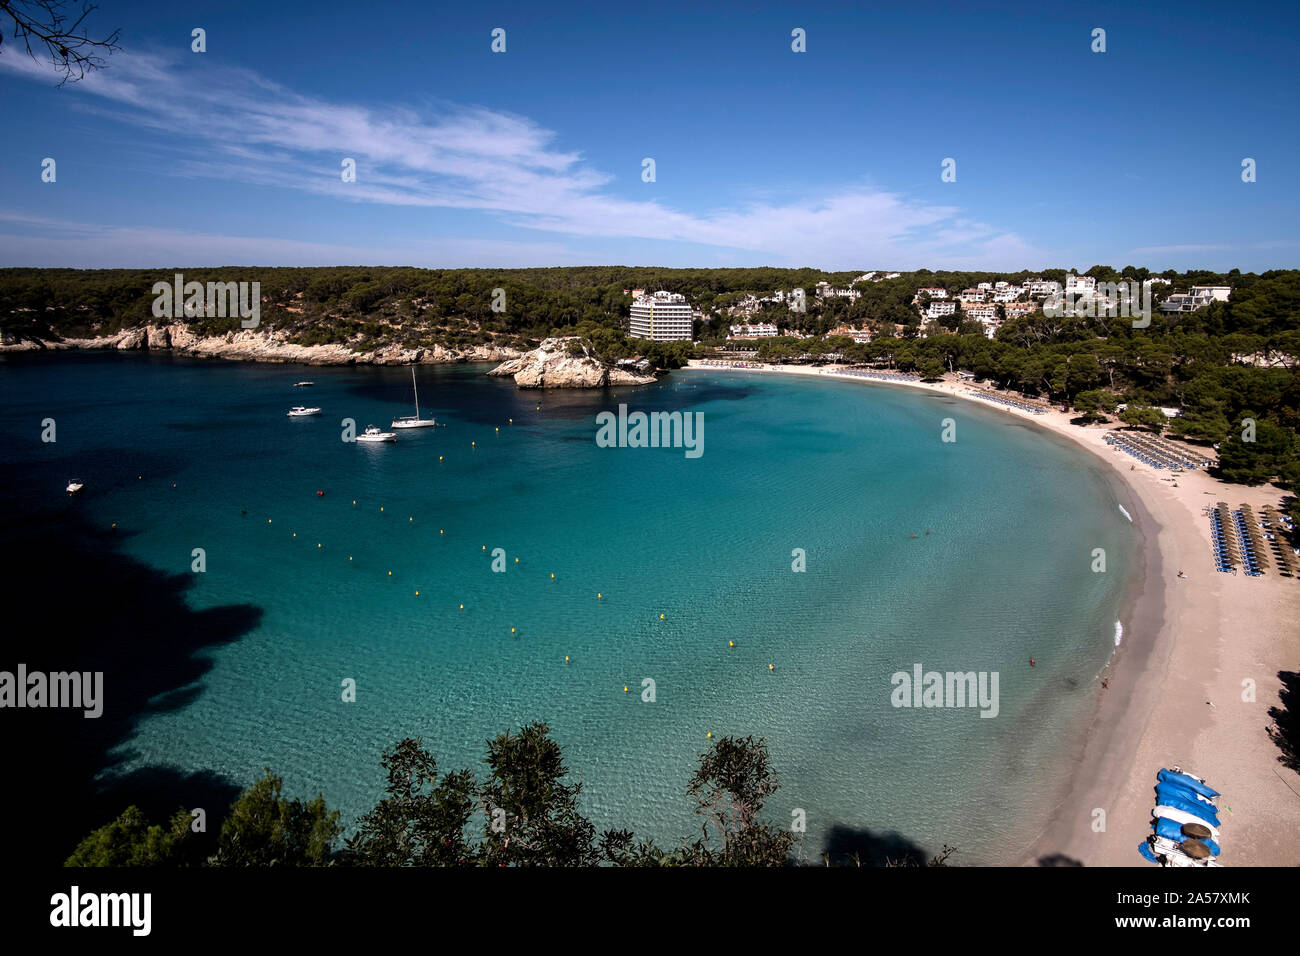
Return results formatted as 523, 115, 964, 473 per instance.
1005, 301, 1037, 318
965, 305, 999, 322
1024, 278, 1062, 298
959, 288, 986, 303
916, 287, 948, 299
728, 323, 779, 338
1160, 286, 1232, 313
926, 301, 957, 318
994, 281, 1010, 290
1066, 274, 1096, 294
977, 282, 993, 291
992, 288, 1021, 302
629, 291, 694, 341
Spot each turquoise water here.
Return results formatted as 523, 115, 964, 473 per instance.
0, 354, 1134, 863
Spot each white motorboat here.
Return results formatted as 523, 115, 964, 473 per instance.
391, 365, 442, 429
287, 406, 322, 417
66, 480, 84, 495
292, 381, 315, 387
356, 425, 397, 443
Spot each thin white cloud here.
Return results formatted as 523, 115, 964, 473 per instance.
0, 50, 1045, 269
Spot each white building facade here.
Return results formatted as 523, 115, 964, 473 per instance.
629, 291, 694, 341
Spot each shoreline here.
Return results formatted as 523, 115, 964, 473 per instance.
680, 360, 1300, 866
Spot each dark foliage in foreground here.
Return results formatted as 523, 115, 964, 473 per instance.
65, 724, 817, 867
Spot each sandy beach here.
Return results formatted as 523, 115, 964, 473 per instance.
681, 359, 1300, 866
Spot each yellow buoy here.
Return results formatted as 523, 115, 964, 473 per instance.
624, 686, 629, 693
409, 516, 413, 522
352, 500, 356, 506
349, 556, 353, 561
511, 627, 516, 633
769, 664, 774, 671
471, 441, 475, 447
440, 529, 444, 535
111, 523, 117, 529
495, 427, 499, 433
729, 640, 734, 648
597, 592, 602, 599
565, 656, 570, 663
482, 545, 486, 551
514, 557, 518, 563
439, 456, 443, 461
380, 506, 384, 512
706, 732, 713, 739
268, 519, 272, 524
388, 570, 392, 576
550, 573, 555, 579
415, 590, 419, 596
509, 418, 513, 424
292, 532, 296, 537
459, 603, 464, 610
660, 613, 665, 620
317, 543, 321, 549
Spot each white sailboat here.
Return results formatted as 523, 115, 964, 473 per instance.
391, 366, 442, 429
287, 406, 322, 417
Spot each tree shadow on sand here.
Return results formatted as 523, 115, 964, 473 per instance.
1, 502, 262, 865
1267, 670, 1299, 773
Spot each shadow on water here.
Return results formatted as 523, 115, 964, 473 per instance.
0, 499, 262, 865
813, 823, 937, 867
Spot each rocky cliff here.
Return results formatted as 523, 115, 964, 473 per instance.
0, 324, 522, 366
487, 337, 657, 388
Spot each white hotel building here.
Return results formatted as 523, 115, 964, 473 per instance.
629, 291, 694, 341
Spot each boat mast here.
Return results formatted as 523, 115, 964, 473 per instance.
411, 365, 419, 419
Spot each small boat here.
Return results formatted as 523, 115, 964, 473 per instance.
356, 425, 397, 443
66, 480, 84, 495
292, 381, 315, 387
287, 406, 322, 417
1152, 805, 1221, 840
1149, 835, 1221, 867
391, 365, 443, 429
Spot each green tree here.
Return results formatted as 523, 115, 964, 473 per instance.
346, 738, 476, 866
213, 770, 341, 866
64, 806, 198, 867
477, 722, 599, 866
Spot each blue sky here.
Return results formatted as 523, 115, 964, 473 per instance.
1, 0, 1297, 271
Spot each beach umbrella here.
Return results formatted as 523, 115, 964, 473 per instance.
1181, 822, 1213, 840
1181, 839, 1211, 860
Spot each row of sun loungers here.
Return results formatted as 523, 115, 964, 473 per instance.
1203, 502, 1300, 579
700, 360, 765, 368
838, 369, 921, 383
1257, 505, 1300, 578
962, 389, 1048, 415
1230, 507, 1265, 576
1209, 505, 1239, 574
1104, 431, 1213, 470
